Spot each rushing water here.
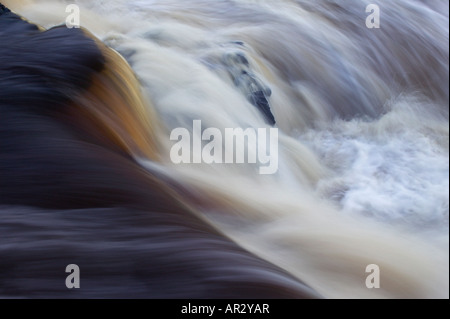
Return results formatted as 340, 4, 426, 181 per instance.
1, 0, 448, 298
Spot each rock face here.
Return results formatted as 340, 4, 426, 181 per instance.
0, 6, 318, 298
0, 3, 10, 14
223, 51, 276, 125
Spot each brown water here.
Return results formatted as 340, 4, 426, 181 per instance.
2, 0, 448, 298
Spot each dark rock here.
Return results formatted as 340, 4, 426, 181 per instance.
223, 51, 276, 125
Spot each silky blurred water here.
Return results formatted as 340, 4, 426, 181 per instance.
3, 0, 449, 298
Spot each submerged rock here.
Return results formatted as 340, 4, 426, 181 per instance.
223, 51, 276, 125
